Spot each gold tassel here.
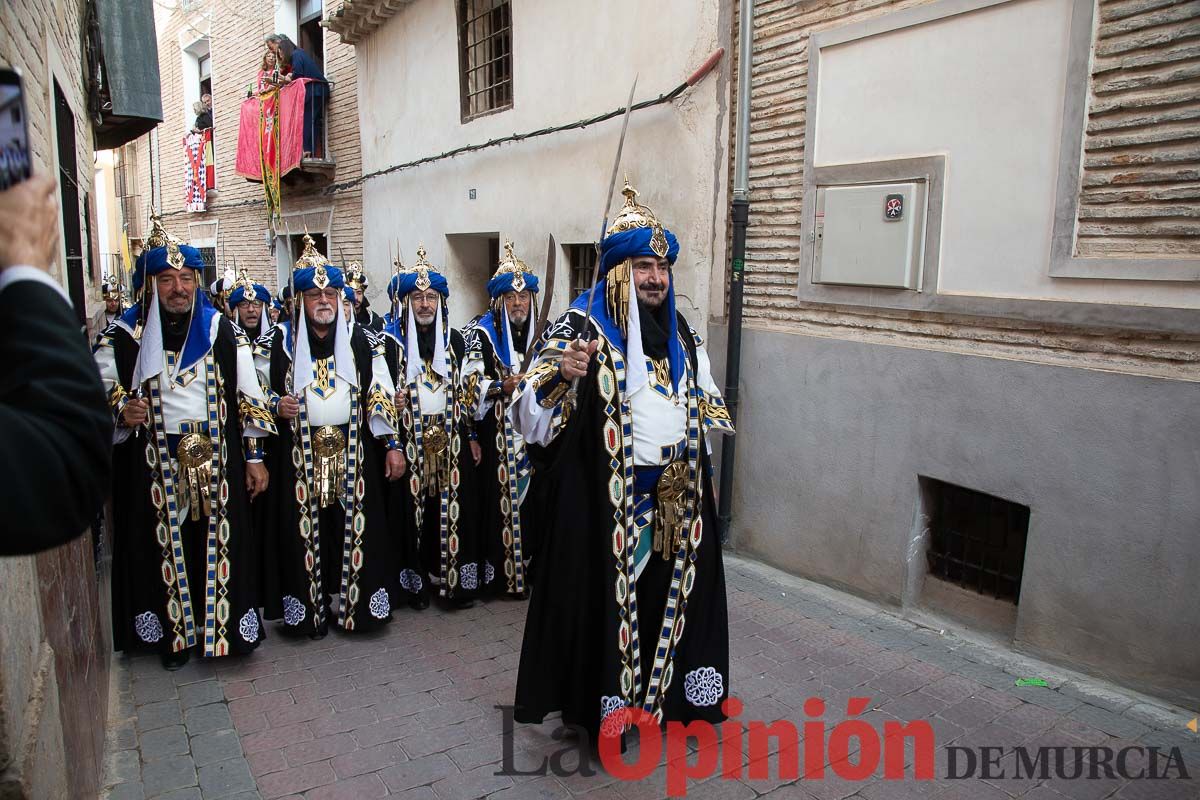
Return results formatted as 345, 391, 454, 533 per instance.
654, 462, 688, 560
606, 259, 631, 340
422, 425, 450, 497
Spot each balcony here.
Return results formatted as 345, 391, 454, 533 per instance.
87, 0, 164, 149
235, 78, 336, 187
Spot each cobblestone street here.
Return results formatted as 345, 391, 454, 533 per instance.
100, 555, 1199, 800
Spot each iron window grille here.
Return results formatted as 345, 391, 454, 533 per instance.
115, 143, 142, 239
197, 246, 217, 287
457, 0, 513, 122
567, 244, 597, 300
924, 478, 1029, 604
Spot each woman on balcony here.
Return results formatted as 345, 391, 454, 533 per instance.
267, 34, 328, 159
255, 50, 290, 95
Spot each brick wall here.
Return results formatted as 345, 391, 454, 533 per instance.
0, 0, 100, 299
729, 0, 1199, 377
1075, 0, 1200, 259
126, 0, 364, 292
0, 3, 111, 798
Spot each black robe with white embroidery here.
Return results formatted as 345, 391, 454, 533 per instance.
254, 323, 401, 633
513, 308, 731, 740
98, 317, 267, 657
380, 327, 486, 602
462, 313, 543, 597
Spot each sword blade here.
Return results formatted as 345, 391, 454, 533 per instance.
523, 233, 557, 367
581, 73, 639, 340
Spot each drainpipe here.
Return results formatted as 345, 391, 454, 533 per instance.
717, 0, 753, 545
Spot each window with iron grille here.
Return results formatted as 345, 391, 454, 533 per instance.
197, 246, 218, 288
116, 143, 142, 238
457, 0, 513, 122
566, 244, 597, 300
924, 478, 1029, 604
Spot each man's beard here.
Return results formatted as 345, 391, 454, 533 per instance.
415, 311, 436, 327
635, 282, 667, 310
162, 292, 194, 314
308, 307, 336, 327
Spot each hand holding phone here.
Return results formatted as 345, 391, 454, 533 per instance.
0, 68, 57, 273
0, 69, 31, 192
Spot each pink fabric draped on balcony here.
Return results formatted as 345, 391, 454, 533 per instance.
234, 77, 312, 181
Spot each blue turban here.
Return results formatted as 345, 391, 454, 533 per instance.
391, 268, 449, 300
486, 270, 539, 299
343, 285, 356, 303
271, 297, 283, 311
599, 226, 679, 276
281, 285, 293, 301
293, 265, 345, 292
229, 282, 271, 307
132, 244, 206, 291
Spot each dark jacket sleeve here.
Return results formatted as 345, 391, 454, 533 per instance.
0, 280, 114, 553
290, 49, 327, 82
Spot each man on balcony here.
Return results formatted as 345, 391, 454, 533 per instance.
267, 34, 328, 159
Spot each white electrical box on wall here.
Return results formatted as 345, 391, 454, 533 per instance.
812, 181, 927, 290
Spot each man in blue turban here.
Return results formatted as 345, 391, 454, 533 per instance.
511, 179, 735, 741
462, 240, 542, 599
89, 274, 126, 344
228, 269, 273, 340
252, 235, 407, 638
379, 246, 485, 610
94, 217, 277, 670
345, 261, 385, 333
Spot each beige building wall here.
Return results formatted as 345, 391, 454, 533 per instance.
340, 0, 732, 330
0, 3, 114, 798
715, 0, 1200, 706
124, 0, 364, 293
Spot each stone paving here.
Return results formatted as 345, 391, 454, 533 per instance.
100, 554, 1200, 800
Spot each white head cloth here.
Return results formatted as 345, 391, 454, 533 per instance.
404, 295, 448, 385
293, 293, 358, 391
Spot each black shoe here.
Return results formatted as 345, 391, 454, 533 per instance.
449, 596, 475, 610
408, 595, 430, 611
161, 649, 191, 671
309, 617, 328, 640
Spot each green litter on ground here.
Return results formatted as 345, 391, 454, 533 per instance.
1014, 678, 1050, 687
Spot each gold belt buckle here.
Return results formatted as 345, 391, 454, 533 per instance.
423, 425, 448, 458
654, 461, 689, 559
177, 427, 214, 521
312, 426, 347, 507
312, 425, 347, 459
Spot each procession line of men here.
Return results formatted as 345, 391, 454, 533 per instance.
97, 178, 735, 740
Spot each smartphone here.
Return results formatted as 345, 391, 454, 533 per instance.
0, 69, 31, 191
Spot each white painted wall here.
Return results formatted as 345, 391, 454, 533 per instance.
814, 0, 1200, 310
355, 0, 729, 330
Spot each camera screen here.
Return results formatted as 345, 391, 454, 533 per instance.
0, 82, 30, 192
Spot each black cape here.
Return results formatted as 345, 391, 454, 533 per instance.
513, 308, 729, 739
463, 312, 543, 597
381, 325, 486, 602
255, 324, 400, 633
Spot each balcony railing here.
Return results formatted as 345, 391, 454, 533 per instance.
295, 78, 335, 181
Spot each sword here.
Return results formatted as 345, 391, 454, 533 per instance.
522, 233, 557, 370
567, 73, 638, 400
